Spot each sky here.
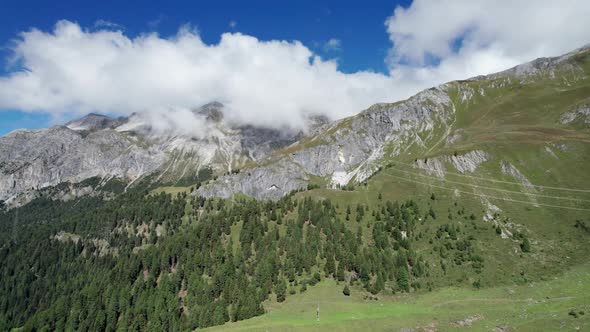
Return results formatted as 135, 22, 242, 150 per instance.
1, 0, 589, 136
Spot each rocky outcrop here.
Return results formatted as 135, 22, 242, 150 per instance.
413, 150, 487, 178
196, 160, 308, 200
484, 45, 589, 81
561, 105, 590, 124
294, 87, 454, 182
500, 161, 534, 190
415, 158, 446, 178
66, 113, 127, 131
199, 87, 456, 199
0, 102, 308, 202
0, 126, 167, 202
449, 150, 488, 173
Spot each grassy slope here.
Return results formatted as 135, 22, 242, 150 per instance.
206, 262, 590, 331
156, 52, 590, 330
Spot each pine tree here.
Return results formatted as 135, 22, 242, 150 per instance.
275, 279, 287, 302
520, 237, 531, 253
396, 267, 410, 292
343, 284, 351, 296
336, 263, 345, 281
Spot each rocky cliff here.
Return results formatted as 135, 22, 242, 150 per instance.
2, 46, 589, 203
0, 102, 309, 203
196, 45, 590, 200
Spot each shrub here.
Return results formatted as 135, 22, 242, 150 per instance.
342, 285, 350, 296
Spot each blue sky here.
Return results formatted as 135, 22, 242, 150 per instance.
0, 0, 413, 135
0, 0, 408, 74
1, 0, 589, 136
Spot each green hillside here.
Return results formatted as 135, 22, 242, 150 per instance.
205, 263, 590, 331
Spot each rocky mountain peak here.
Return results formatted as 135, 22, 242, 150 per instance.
66, 113, 128, 131
194, 102, 224, 123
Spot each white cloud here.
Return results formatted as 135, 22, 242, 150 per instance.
94, 19, 123, 30
0, 20, 396, 130
385, 0, 590, 89
323, 38, 341, 52
1, 1, 590, 133
229, 20, 237, 29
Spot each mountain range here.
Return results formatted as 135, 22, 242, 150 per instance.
1, 45, 589, 208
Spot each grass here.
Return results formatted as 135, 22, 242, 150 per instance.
205, 262, 590, 331
198, 51, 590, 330
150, 185, 192, 195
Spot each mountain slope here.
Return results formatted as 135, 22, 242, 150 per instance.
0, 103, 319, 205
2, 46, 588, 207
1, 45, 590, 332
197, 45, 590, 202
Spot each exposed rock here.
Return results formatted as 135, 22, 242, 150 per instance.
545, 146, 558, 159
53, 231, 81, 243
0, 126, 167, 202
452, 314, 484, 327
445, 129, 463, 146
4, 46, 590, 203
194, 101, 224, 122
0, 102, 306, 201
482, 199, 502, 222
485, 45, 589, 81
198, 86, 455, 199
500, 161, 534, 190
560, 105, 590, 124
448, 150, 488, 173
415, 158, 446, 178
196, 160, 308, 200
292, 87, 453, 181
66, 113, 127, 131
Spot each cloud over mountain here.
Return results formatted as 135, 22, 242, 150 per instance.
0, 21, 396, 130
1, 1, 589, 131
385, 0, 590, 90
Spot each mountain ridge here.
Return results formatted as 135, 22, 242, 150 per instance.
1, 45, 589, 206
196, 44, 590, 200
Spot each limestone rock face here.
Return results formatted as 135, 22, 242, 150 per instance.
0, 102, 304, 202
0, 126, 167, 202
196, 160, 309, 201
196, 46, 590, 200
3, 46, 589, 202
198, 87, 456, 199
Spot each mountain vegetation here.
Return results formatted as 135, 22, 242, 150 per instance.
1, 46, 590, 331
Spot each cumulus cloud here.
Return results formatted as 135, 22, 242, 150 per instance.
385, 0, 590, 89
1, 1, 590, 133
0, 20, 396, 130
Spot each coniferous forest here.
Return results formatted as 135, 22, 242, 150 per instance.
0, 184, 487, 331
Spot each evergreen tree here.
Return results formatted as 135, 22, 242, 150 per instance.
396, 267, 410, 292
275, 279, 287, 302
343, 284, 351, 296
521, 237, 531, 253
